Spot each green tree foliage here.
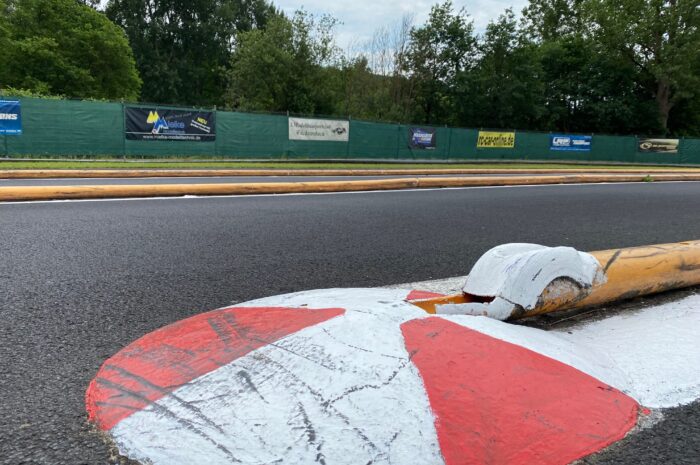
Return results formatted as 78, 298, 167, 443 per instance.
459, 9, 545, 129
539, 37, 662, 134
328, 15, 416, 123
405, 1, 477, 124
522, 0, 587, 40
0, 0, 141, 100
586, 0, 700, 133
106, 0, 276, 107
225, 11, 339, 114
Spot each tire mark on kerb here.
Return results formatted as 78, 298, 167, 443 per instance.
237, 370, 268, 404
94, 401, 141, 411
297, 402, 327, 465
255, 337, 337, 371
207, 317, 237, 349
95, 377, 241, 463
214, 311, 337, 370
103, 364, 227, 435
255, 353, 379, 454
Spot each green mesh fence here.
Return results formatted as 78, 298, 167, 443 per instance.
2, 97, 123, 156
680, 138, 700, 164
1, 96, 699, 164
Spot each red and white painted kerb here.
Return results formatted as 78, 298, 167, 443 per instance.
86, 284, 700, 465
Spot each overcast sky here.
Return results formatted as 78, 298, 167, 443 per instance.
273, 0, 530, 50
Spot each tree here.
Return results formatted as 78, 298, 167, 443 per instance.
405, 1, 477, 124
522, 0, 587, 41
538, 36, 661, 134
586, 0, 700, 133
106, 0, 277, 106
225, 11, 339, 114
0, 0, 141, 100
330, 14, 416, 122
460, 9, 545, 130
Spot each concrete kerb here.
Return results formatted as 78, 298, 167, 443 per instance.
4, 167, 700, 179
84, 241, 700, 465
4, 173, 700, 201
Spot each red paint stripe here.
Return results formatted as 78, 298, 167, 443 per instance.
406, 290, 446, 300
402, 318, 638, 465
86, 306, 344, 430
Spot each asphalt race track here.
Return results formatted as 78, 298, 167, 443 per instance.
1, 181, 699, 464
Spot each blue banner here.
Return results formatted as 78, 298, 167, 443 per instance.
0, 100, 22, 135
409, 127, 437, 149
0, 100, 22, 136
550, 134, 591, 152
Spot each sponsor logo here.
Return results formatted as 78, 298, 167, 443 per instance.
552, 136, 571, 147
0, 113, 18, 120
550, 134, 592, 151
477, 131, 515, 148
638, 138, 679, 154
409, 127, 437, 149
413, 131, 433, 144
288, 117, 349, 141
146, 111, 169, 134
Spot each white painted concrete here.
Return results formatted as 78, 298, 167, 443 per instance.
437, 243, 605, 319
111, 289, 445, 465
106, 286, 700, 464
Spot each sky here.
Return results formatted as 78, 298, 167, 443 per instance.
273, 0, 530, 50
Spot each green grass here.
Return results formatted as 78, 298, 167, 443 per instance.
0, 160, 695, 170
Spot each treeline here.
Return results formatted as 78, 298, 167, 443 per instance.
1, 0, 699, 136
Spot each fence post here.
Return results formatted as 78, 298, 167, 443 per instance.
121, 101, 126, 159
396, 124, 401, 160
285, 110, 290, 159
446, 125, 452, 160
346, 115, 351, 159
214, 105, 218, 158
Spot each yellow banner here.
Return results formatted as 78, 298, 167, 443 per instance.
477, 131, 515, 148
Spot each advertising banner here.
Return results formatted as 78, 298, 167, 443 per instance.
0, 100, 22, 135
288, 117, 349, 142
550, 134, 592, 152
408, 127, 437, 149
638, 138, 679, 154
125, 107, 215, 141
477, 131, 515, 148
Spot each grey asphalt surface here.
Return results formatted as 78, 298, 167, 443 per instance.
1, 181, 699, 464
0, 173, 548, 186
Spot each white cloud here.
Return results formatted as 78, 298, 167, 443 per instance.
273, 0, 530, 49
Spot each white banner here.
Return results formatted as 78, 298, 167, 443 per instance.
288, 117, 349, 142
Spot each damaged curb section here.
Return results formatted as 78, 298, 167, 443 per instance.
4, 173, 700, 201
412, 240, 700, 320
3, 167, 700, 179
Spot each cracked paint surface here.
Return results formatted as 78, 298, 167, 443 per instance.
93, 289, 445, 465
87, 287, 700, 464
